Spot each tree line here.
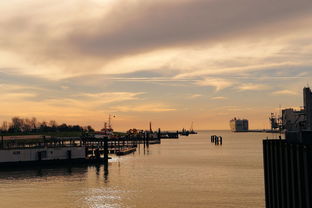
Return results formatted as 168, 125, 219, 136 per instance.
0, 117, 95, 134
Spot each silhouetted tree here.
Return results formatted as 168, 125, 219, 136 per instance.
1, 117, 95, 134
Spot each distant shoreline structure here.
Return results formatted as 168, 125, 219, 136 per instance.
229, 118, 280, 133
230, 117, 249, 132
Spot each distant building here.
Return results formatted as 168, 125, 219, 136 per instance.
230, 118, 248, 132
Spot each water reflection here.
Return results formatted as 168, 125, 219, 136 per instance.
0, 163, 110, 181
0, 131, 267, 208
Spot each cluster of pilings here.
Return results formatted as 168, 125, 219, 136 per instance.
210, 135, 223, 145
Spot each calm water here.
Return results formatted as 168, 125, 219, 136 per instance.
0, 131, 278, 208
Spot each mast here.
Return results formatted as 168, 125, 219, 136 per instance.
149, 121, 153, 133
108, 114, 112, 130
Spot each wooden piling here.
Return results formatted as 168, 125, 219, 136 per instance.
104, 138, 109, 162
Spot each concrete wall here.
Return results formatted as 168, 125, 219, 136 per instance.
263, 140, 312, 208
0, 147, 85, 163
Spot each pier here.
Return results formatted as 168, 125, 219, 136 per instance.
0, 129, 181, 167
263, 87, 312, 208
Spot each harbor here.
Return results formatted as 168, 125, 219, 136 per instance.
0, 130, 268, 208
0, 124, 182, 167
1, 0, 311, 207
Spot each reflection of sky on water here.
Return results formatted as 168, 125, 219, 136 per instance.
0, 132, 267, 208
82, 188, 125, 208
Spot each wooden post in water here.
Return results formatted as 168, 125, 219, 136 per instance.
95, 148, 100, 160
118, 138, 121, 151
158, 128, 161, 144
114, 139, 117, 154
146, 132, 150, 148
104, 138, 109, 162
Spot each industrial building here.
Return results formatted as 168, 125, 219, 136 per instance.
263, 87, 312, 208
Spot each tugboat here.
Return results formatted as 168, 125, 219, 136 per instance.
94, 115, 115, 138
180, 128, 190, 136
179, 122, 198, 136
189, 122, 198, 134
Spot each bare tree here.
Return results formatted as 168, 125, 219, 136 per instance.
11, 117, 24, 132
49, 120, 57, 127
0, 121, 8, 132
30, 117, 37, 130
23, 118, 32, 132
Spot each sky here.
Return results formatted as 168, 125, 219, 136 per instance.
0, 0, 312, 131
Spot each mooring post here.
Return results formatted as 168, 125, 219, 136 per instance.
1, 135, 3, 149
114, 139, 117, 153
43, 136, 46, 147
104, 138, 109, 162
158, 128, 161, 144
118, 138, 121, 151
146, 132, 150, 148
95, 148, 100, 160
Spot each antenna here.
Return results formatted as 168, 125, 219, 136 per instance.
108, 114, 111, 129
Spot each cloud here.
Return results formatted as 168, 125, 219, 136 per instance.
0, 92, 37, 101
237, 83, 269, 91
0, 0, 311, 79
41, 92, 145, 111
79, 92, 145, 103
0, 0, 312, 131
111, 104, 176, 112
272, 90, 298, 95
196, 78, 233, 91
211, 96, 227, 100
69, 0, 312, 57
189, 94, 203, 99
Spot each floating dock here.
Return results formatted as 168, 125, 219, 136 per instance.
115, 148, 136, 156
